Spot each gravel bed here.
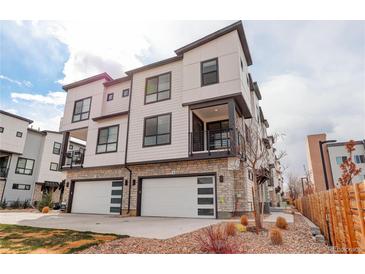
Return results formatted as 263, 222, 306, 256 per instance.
80, 213, 331, 254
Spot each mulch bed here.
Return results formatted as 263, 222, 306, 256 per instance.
80, 213, 331, 254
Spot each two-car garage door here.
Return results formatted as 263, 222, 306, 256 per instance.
141, 176, 216, 218
71, 180, 123, 214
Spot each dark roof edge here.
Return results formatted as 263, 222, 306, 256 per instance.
0, 110, 33, 124
92, 111, 129, 121
125, 55, 183, 75
62, 72, 113, 91
103, 76, 131, 87
327, 140, 365, 147
175, 20, 253, 66
253, 82, 262, 100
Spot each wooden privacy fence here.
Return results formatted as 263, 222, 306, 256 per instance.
294, 182, 365, 254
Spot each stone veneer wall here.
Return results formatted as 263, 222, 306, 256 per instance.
63, 158, 251, 218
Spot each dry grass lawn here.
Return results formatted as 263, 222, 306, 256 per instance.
0, 224, 126, 254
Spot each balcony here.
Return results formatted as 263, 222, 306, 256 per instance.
188, 103, 246, 159
64, 149, 85, 168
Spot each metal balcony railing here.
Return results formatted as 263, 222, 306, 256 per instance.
64, 149, 85, 168
188, 128, 246, 159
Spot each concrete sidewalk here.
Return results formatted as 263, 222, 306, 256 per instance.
0, 212, 221, 239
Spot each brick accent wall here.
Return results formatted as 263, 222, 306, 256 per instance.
63, 158, 251, 218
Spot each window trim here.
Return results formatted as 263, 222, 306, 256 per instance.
53, 141, 61, 155
15, 157, 35, 176
107, 93, 114, 101
144, 72, 172, 105
16, 131, 23, 138
49, 162, 59, 171
122, 88, 130, 97
201, 57, 219, 87
12, 183, 31, 190
142, 112, 172, 148
95, 124, 120, 154
72, 96, 92, 123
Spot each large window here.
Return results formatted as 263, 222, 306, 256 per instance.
96, 125, 119, 154
72, 97, 91, 122
201, 58, 219, 86
15, 157, 35, 175
145, 72, 171, 104
355, 155, 365, 164
53, 142, 61, 155
143, 113, 171, 147
12, 184, 31, 190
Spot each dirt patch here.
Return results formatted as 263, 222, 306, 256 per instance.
80, 214, 331, 254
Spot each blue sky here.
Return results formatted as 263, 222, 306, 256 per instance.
0, 20, 364, 176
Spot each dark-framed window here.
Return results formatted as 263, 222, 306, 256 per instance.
96, 125, 119, 154
143, 113, 171, 147
336, 156, 347, 165
207, 120, 230, 150
0, 127, 4, 133
12, 184, 31, 190
72, 97, 91, 122
50, 162, 58, 171
122, 89, 129, 97
16, 131, 23, 138
145, 72, 171, 104
201, 58, 219, 86
15, 157, 35, 175
355, 155, 365, 164
53, 142, 61, 155
107, 93, 114, 101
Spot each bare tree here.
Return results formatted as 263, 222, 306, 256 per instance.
287, 173, 301, 200
244, 120, 286, 230
303, 165, 315, 195
339, 140, 362, 186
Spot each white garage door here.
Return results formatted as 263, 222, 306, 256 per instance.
71, 180, 123, 214
141, 176, 215, 218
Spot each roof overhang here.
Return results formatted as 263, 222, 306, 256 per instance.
103, 76, 131, 87
0, 110, 33, 124
125, 55, 183, 75
253, 82, 262, 100
62, 72, 113, 91
175, 21, 252, 66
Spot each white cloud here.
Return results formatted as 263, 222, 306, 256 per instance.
11, 91, 66, 106
0, 74, 32, 87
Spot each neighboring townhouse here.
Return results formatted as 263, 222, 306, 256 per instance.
306, 133, 365, 192
327, 140, 365, 187
59, 21, 280, 218
0, 110, 66, 205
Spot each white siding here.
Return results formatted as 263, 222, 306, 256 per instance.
36, 132, 65, 183
127, 60, 188, 163
102, 81, 131, 115
83, 116, 128, 167
0, 113, 29, 154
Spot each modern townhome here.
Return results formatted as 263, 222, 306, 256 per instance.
0, 110, 66, 205
306, 133, 365, 192
59, 21, 280, 218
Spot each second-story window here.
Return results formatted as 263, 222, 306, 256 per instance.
15, 157, 35, 175
201, 58, 219, 86
145, 72, 171, 104
107, 93, 114, 101
122, 89, 129, 97
96, 125, 119, 154
16, 131, 23, 138
50, 162, 58, 171
143, 113, 171, 147
53, 142, 61, 155
72, 97, 91, 122
355, 155, 365, 164
0, 127, 4, 133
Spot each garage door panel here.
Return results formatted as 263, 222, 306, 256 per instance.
141, 176, 215, 218
71, 180, 122, 215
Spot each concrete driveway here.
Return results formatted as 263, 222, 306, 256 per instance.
0, 212, 221, 239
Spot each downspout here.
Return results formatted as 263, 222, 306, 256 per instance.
124, 73, 134, 214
